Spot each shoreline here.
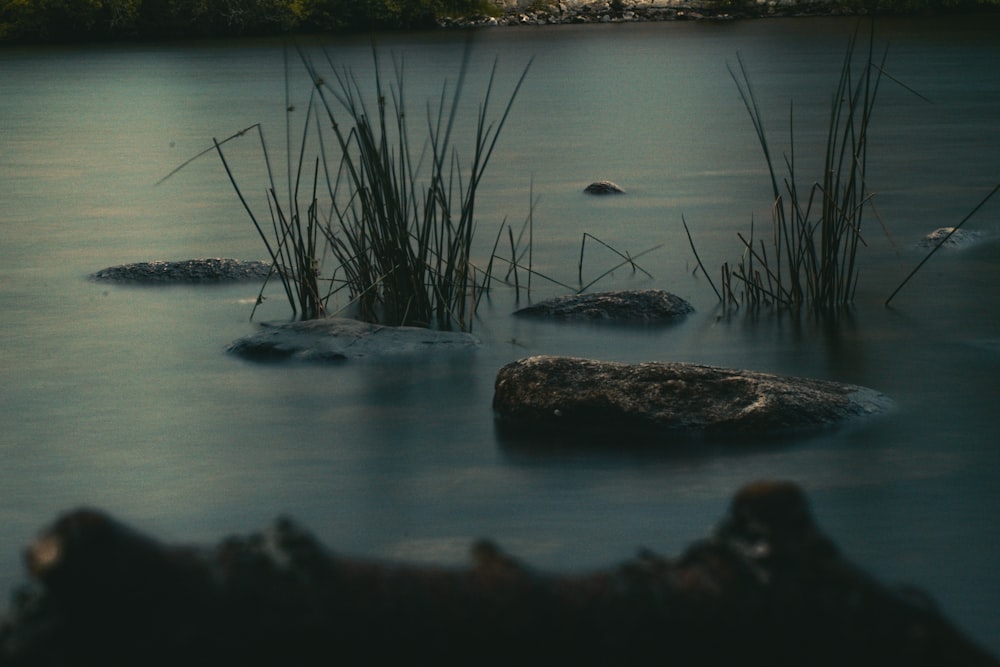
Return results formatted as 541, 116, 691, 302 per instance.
440, 0, 881, 28
2, 0, 997, 46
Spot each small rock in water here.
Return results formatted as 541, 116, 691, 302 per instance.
93, 258, 272, 284
227, 317, 480, 362
918, 227, 983, 249
584, 180, 626, 195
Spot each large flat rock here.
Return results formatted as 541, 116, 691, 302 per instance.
228, 317, 480, 361
493, 355, 893, 440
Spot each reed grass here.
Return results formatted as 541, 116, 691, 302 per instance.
491, 206, 659, 297
696, 25, 885, 312
159, 121, 330, 321
303, 44, 532, 331
212, 49, 334, 321
161, 44, 530, 330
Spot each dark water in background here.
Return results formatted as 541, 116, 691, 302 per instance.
2, 16, 1000, 651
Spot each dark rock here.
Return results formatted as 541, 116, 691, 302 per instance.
918, 227, 984, 249
514, 289, 693, 322
93, 258, 272, 284
1, 481, 995, 666
583, 180, 625, 194
227, 317, 480, 362
492, 355, 893, 440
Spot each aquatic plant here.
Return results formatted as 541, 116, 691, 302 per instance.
692, 25, 885, 312
492, 205, 661, 299
211, 115, 328, 321
157, 59, 330, 320
162, 45, 530, 329
302, 44, 531, 330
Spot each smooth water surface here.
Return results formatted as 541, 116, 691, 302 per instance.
2, 16, 1000, 651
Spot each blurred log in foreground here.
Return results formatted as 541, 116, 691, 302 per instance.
0, 481, 996, 666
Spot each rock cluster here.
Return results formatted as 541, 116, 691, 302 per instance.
514, 289, 693, 322
493, 355, 893, 440
227, 317, 480, 362
0, 481, 995, 666
93, 258, 272, 284
438, 0, 861, 28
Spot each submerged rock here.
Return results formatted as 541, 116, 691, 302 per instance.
583, 180, 626, 194
493, 355, 893, 440
1, 481, 995, 666
93, 258, 272, 284
514, 289, 693, 322
919, 227, 984, 249
227, 317, 480, 362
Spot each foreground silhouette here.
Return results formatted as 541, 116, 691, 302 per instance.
0, 481, 995, 666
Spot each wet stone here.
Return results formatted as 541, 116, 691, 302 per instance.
93, 258, 272, 284
918, 227, 984, 249
583, 180, 626, 194
227, 317, 480, 362
493, 355, 894, 440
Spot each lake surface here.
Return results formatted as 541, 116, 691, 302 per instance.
2, 15, 1000, 652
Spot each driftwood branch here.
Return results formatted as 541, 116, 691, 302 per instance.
0, 482, 995, 666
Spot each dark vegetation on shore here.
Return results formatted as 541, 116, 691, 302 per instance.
0, 0, 495, 43
1, 0, 998, 45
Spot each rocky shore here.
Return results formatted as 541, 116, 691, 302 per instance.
439, 0, 870, 28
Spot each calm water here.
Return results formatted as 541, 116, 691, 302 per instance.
2, 16, 1000, 651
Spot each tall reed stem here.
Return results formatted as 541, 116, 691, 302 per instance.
303, 43, 531, 331
708, 23, 884, 312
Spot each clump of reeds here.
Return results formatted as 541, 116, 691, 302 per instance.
157, 49, 331, 321
161, 45, 530, 331
303, 45, 531, 331
689, 25, 885, 312
213, 119, 329, 321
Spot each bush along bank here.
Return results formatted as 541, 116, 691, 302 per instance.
0, 0, 496, 44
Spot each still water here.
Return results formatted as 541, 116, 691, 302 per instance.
2, 16, 1000, 651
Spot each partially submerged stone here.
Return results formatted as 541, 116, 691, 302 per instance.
919, 227, 983, 249
227, 317, 479, 362
583, 180, 625, 194
493, 355, 893, 440
514, 289, 693, 322
93, 258, 272, 284
1, 481, 995, 665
